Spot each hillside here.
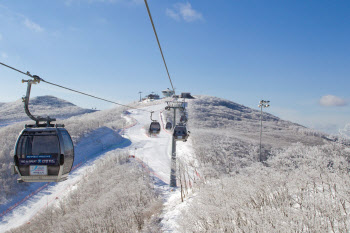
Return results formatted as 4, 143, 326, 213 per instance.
0, 95, 96, 125
4, 101, 169, 232
1, 95, 349, 232
184, 95, 330, 177
0, 97, 167, 232
190, 95, 326, 145
0, 96, 127, 208
178, 96, 350, 232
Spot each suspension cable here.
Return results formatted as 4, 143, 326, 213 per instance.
144, 0, 175, 94
0, 62, 153, 113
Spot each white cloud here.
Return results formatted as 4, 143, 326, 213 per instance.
166, 2, 203, 22
319, 95, 347, 107
23, 18, 43, 32
270, 105, 350, 134
0, 5, 45, 33
166, 8, 180, 21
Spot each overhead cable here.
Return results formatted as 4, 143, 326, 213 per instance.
0, 62, 152, 113
144, 0, 175, 94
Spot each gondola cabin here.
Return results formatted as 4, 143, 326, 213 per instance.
180, 115, 187, 123
173, 124, 190, 142
13, 126, 74, 183
149, 121, 161, 135
166, 122, 172, 130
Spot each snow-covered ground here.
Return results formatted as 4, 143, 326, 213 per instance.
178, 96, 350, 232
2, 95, 348, 232
124, 104, 188, 232
126, 103, 172, 184
0, 127, 129, 232
0, 95, 96, 126
0, 100, 185, 232
0, 105, 122, 204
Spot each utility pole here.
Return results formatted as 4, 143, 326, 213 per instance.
138, 91, 142, 102
170, 107, 177, 187
165, 100, 185, 188
258, 100, 270, 162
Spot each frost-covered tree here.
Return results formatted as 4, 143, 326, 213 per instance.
9, 152, 162, 233
0, 97, 128, 205
178, 96, 350, 232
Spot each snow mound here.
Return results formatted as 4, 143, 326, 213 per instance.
0, 95, 96, 125
189, 95, 325, 146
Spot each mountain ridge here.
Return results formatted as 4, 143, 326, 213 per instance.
0, 95, 96, 124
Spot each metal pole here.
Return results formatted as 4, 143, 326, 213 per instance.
139, 91, 142, 102
170, 108, 177, 187
258, 100, 270, 162
259, 105, 263, 162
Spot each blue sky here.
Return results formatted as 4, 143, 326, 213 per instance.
0, 0, 349, 134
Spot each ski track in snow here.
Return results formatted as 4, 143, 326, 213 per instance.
0, 102, 189, 233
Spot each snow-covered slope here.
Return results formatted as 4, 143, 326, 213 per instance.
1, 95, 349, 233
0, 98, 171, 232
0, 95, 96, 125
0, 97, 126, 207
190, 95, 326, 146
9, 153, 162, 233
185, 95, 331, 177
178, 95, 350, 232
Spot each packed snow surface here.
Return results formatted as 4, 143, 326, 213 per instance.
126, 103, 172, 184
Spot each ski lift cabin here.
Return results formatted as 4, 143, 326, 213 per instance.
13, 125, 74, 183
166, 122, 172, 130
173, 124, 189, 142
149, 121, 161, 135
12, 76, 74, 183
180, 115, 187, 123
162, 88, 175, 98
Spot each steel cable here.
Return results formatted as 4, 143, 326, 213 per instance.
144, 0, 175, 94
0, 62, 153, 113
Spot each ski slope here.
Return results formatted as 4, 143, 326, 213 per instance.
0, 101, 180, 232
126, 103, 172, 184
127, 103, 198, 232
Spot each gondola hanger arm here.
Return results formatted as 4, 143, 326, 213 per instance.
22, 75, 56, 126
